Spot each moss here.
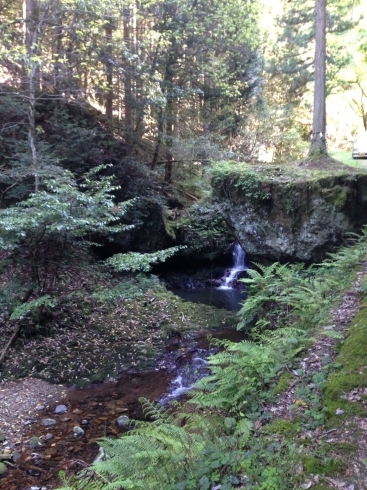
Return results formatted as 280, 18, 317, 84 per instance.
263, 419, 301, 436
323, 296, 367, 426
322, 185, 350, 210
273, 372, 294, 395
303, 456, 346, 476
329, 441, 355, 453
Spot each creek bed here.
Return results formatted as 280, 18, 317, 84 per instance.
1, 325, 246, 490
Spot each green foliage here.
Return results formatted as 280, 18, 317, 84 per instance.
191, 339, 280, 416
106, 246, 186, 273
57, 398, 252, 490
10, 295, 56, 321
238, 261, 338, 333
210, 161, 271, 202
0, 166, 132, 252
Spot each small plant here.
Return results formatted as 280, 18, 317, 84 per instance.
210, 161, 271, 203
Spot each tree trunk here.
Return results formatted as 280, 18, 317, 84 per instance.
23, 0, 40, 192
309, 0, 327, 157
22, 0, 39, 91
105, 16, 114, 128
124, 6, 132, 147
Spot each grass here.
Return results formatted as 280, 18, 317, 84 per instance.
329, 150, 367, 169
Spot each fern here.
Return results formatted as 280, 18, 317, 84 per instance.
190, 340, 279, 414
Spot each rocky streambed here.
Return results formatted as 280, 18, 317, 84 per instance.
0, 326, 245, 490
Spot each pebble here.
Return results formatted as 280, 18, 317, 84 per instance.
41, 418, 57, 427
81, 419, 89, 425
44, 433, 54, 441
54, 404, 67, 414
35, 405, 45, 411
12, 451, 21, 462
29, 437, 43, 449
116, 415, 130, 428
72, 408, 83, 415
27, 468, 41, 476
73, 426, 84, 438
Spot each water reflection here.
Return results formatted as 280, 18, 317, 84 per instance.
172, 287, 245, 311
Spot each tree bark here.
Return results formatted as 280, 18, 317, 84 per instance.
123, 6, 132, 146
310, 0, 327, 156
105, 16, 114, 128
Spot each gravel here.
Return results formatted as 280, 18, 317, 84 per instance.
0, 378, 68, 446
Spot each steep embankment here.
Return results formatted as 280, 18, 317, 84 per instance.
211, 157, 367, 262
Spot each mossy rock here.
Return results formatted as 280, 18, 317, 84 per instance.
263, 419, 301, 436
303, 456, 346, 476
211, 159, 367, 262
273, 372, 294, 395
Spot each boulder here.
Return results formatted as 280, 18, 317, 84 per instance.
212, 160, 367, 262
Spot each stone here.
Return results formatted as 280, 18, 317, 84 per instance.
27, 468, 41, 477
41, 418, 57, 427
29, 437, 43, 449
44, 433, 54, 441
12, 452, 21, 463
116, 415, 130, 428
35, 405, 45, 411
72, 408, 83, 415
72, 426, 84, 438
213, 163, 367, 262
54, 404, 67, 414
0, 462, 7, 475
81, 419, 89, 425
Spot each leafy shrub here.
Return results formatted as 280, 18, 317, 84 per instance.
210, 161, 271, 202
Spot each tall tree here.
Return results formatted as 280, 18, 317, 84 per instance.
310, 0, 327, 156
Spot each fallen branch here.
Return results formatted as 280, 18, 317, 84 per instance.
0, 324, 21, 367
0, 288, 34, 367
184, 191, 199, 201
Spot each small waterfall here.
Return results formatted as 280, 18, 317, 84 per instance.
160, 352, 210, 404
218, 242, 247, 290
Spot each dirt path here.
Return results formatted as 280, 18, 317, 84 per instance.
267, 263, 367, 489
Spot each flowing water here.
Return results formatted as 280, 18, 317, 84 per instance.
218, 242, 247, 290
170, 242, 248, 311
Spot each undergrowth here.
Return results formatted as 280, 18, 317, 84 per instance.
57, 228, 367, 490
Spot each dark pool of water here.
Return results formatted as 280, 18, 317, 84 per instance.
171, 287, 246, 311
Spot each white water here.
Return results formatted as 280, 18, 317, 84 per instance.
160, 355, 209, 404
218, 243, 247, 290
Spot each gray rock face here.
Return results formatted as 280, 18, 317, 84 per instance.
214, 167, 367, 262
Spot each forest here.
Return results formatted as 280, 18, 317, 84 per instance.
1, 0, 367, 489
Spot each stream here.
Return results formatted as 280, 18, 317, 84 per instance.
169, 242, 248, 311
3, 243, 249, 489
